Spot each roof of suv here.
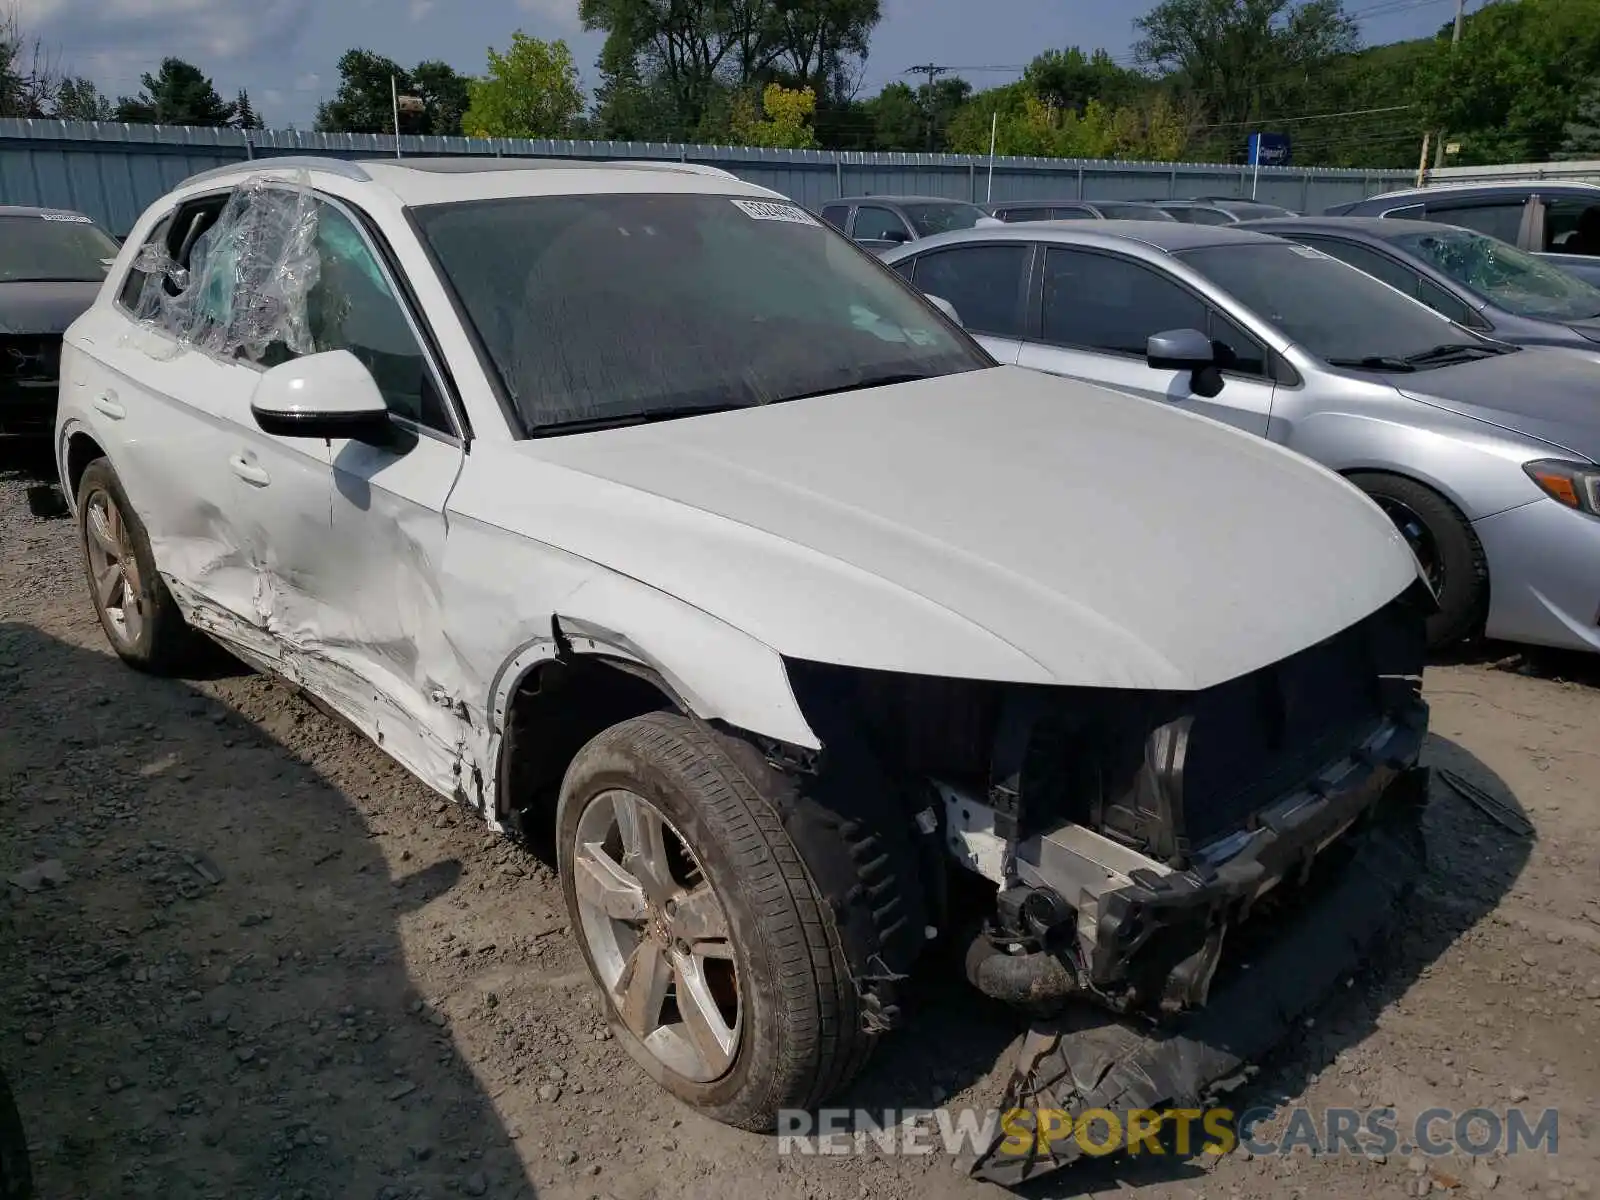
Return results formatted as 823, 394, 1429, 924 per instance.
1238, 215, 1450, 239
173, 155, 772, 208
830, 194, 983, 207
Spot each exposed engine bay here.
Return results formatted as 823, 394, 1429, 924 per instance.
783, 586, 1432, 1185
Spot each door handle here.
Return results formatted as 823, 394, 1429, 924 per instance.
229, 455, 271, 488
93, 392, 125, 420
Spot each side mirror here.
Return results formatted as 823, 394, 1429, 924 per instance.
1146, 327, 1225, 399
924, 293, 963, 325
879, 228, 912, 245
250, 349, 394, 443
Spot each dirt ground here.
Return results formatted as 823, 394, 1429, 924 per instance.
3, 446, 1598, 1200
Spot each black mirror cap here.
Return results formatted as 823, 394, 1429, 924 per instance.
250, 404, 393, 444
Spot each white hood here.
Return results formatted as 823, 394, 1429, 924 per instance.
489, 366, 1417, 691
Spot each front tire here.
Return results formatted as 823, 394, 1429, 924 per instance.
556, 712, 873, 1130
76, 459, 199, 673
1350, 471, 1487, 651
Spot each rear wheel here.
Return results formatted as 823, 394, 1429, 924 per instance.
1350, 471, 1486, 650
76, 459, 199, 673
556, 712, 874, 1130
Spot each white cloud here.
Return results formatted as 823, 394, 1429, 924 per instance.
408, 0, 433, 19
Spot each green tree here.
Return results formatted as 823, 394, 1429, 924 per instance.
233, 88, 263, 130
315, 50, 469, 136
463, 33, 585, 138
115, 58, 236, 126
53, 77, 112, 122
1135, 0, 1358, 143
861, 80, 923, 150
730, 81, 818, 147
579, 0, 882, 141
1413, 0, 1600, 165
1024, 47, 1143, 115
1559, 81, 1600, 160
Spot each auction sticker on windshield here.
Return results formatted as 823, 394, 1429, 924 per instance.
731, 199, 819, 226
40, 212, 94, 223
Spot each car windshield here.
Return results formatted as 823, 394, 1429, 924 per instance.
1176, 241, 1489, 368
0, 214, 118, 283
1391, 226, 1600, 322
414, 192, 988, 433
900, 202, 990, 237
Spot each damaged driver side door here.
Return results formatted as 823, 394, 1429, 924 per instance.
263, 194, 473, 802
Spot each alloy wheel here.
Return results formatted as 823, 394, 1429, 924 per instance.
1375, 495, 1446, 599
572, 789, 741, 1083
84, 488, 144, 649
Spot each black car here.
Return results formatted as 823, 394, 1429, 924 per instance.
983, 198, 1178, 223
1240, 215, 1600, 350
0, 206, 120, 437
1327, 181, 1600, 288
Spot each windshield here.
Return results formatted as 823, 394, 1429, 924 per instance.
1392, 227, 1600, 322
900, 202, 990, 237
1176, 242, 1486, 366
1218, 201, 1295, 220
0, 214, 118, 283
414, 193, 988, 433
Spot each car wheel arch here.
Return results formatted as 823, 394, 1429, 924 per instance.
486, 613, 821, 835
61, 426, 108, 513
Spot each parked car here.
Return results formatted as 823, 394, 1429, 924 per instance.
983, 198, 1178, 223
817, 194, 998, 252
0, 205, 121, 437
1327, 181, 1600, 288
1148, 198, 1299, 224
1239, 215, 1600, 350
883, 220, 1600, 655
58, 157, 1433, 1182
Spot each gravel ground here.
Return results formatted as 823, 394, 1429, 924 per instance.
2, 444, 1598, 1200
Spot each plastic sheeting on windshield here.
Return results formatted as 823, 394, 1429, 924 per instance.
127, 173, 321, 362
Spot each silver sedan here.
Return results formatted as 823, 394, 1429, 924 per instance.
882, 221, 1600, 655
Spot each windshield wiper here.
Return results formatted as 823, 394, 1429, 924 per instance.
1403, 342, 1509, 367
528, 402, 751, 436
771, 371, 936, 404
1326, 355, 1415, 373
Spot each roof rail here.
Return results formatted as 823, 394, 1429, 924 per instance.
612, 160, 740, 180
178, 156, 373, 189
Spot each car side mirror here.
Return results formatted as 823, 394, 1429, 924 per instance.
924, 293, 963, 325
249, 349, 394, 444
879, 228, 912, 244
1147, 327, 1224, 399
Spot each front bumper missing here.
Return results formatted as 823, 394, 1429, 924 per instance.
968, 790, 1427, 1188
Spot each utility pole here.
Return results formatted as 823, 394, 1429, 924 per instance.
906, 63, 949, 151
1432, 0, 1466, 171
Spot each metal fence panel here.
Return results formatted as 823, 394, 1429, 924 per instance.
0, 118, 1417, 233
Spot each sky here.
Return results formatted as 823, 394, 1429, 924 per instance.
17, 0, 1469, 130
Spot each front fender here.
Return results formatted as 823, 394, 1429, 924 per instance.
485, 570, 820, 752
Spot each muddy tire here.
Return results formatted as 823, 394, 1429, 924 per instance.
76, 459, 200, 674
1349, 471, 1487, 651
0, 1064, 32, 1200
556, 712, 875, 1130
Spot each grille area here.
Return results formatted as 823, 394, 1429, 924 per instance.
0, 335, 62, 388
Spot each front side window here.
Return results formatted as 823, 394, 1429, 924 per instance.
1187, 207, 1237, 226
912, 245, 1029, 338
1041, 247, 1207, 356
307, 203, 448, 430
1052, 207, 1096, 220
413, 193, 988, 432
1177, 242, 1489, 367
1096, 204, 1174, 222
1393, 226, 1600, 322
1292, 236, 1422, 297
0, 214, 119, 283
900, 202, 989, 237
1424, 201, 1524, 244
852, 206, 911, 242
1002, 208, 1051, 223
819, 205, 848, 231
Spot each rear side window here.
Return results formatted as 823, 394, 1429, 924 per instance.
819, 205, 848, 231
1187, 207, 1236, 226
1545, 198, 1600, 256
912, 245, 1029, 337
1041, 247, 1207, 355
1052, 207, 1095, 220
1002, 208, 1051, 223
1425, 201, 1524, 244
